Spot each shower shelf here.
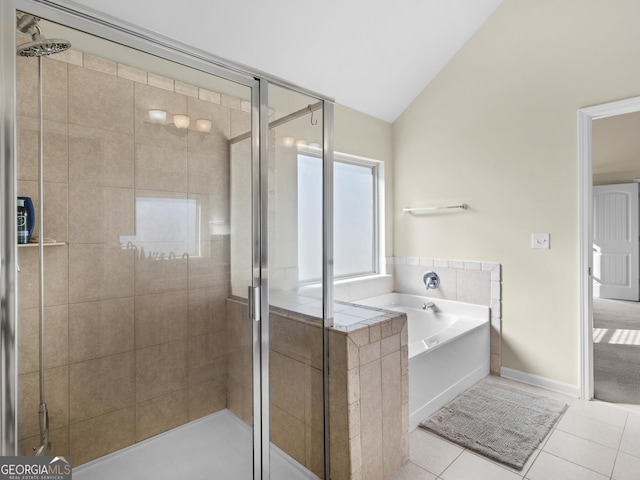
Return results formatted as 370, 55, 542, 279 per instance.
18, 242, 66, 247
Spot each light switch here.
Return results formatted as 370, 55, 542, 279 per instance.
532, 233, 550, 249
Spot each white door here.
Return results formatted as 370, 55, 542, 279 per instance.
593, 182, 640, 301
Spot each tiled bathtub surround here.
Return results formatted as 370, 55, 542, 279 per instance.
226, 297, 408, 480
392, 257, 502, 374
17, 49, 249, 463
329, 311, 409, 480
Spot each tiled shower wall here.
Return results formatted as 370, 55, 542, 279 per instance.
17, 49, 250, 464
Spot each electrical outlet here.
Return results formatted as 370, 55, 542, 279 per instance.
532, 233, 550, 249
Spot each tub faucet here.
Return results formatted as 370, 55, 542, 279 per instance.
423, 271, 440, 290
422, 301, 436, 310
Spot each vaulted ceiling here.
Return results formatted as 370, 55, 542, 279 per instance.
63, 0, 502, 122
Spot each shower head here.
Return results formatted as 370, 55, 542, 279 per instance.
16, 14, 70, 57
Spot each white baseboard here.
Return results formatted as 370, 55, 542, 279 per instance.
500, 367, 580, 398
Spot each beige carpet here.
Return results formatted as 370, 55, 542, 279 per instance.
593, 298, 640, 404
420, 378, 567, 471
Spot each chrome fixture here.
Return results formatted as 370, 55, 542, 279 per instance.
423, 271, 440, 290
403, 204, 467, 213
16, 11, 70, 457
422, 301, 436, 310
16, 14, 71, 57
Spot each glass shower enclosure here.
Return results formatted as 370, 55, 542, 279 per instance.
0, 2, 334, 479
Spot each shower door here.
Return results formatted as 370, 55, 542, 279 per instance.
5, 4, 267, 478
3, 3, 333, 479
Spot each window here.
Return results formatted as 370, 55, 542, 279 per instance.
297, 150, 383, 283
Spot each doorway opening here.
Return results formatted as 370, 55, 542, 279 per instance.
578, 96, 640, 403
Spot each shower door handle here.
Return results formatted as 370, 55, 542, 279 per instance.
248, 286, 260, 322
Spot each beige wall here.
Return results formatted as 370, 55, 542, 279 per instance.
336, 105, 394, 257
393, 0, 640, 386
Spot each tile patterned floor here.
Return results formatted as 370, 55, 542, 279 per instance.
392, 377, 640, 480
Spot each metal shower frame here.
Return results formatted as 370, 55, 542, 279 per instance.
0, 1, 335, 479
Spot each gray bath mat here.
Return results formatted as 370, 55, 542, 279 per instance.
419, 379, 567, 471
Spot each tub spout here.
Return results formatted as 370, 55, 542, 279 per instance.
422, 301, 436, 311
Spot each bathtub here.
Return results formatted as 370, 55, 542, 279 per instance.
357, 293, 490, 430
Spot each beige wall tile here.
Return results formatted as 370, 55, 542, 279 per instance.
19, 305, 68, 374
68, 185, 134, 244
69, 243, 134, 303
491, 353, 501, 374
187, 243, 230, 290
306, 425, 325, 479
359, 341, 380, 365
68, 65, 133, 134
69, 351, 135, 423
134, 246, 188, 296
230, 109, 251, 138
359, 360, 382, 437
68, 124, 134, 188
361, 426, 384, 480
329, 426, 350, 480
51, 48, 83, 66
308, 324, 324, 370
188, 333, 226, 385
17, 244, 69, 309
16, 56, 37, 117
134, 83, 187, 144
135, 290, 188, 349
199, 88, 221, 104
43, 182, 69, 243
118, 64, 147, 84
305, 366, 324, 432
381, 333, 400, 357
135, 137, 188, 192
83, 54, 117, 75
271, 351, 306, 422
19, 366, 69, 439
188, 376, 227, 420
68, 297, 134, 363
272, 313, 312, 366
18, 180, 68, 242
381, 320, 393, 339
382, 351, 403, 478
227, 378, 252, 425
221, 95, 242, 110
272, 405, 306, 466
69, 407, 135, 466
21, 426, 69, 457
347, 367, 361, 405
350, 328, 370, 347
401, 345, 408, 376
136, 389, 188, 442
188, 287, 216, 336
175, 80, 198, 98
17, 118, 68, 183
136, 340, 188, 402
17, 56, 68, 123
328, 331, 347, 374
456, 269, 492, 305
147, 73, 174, 91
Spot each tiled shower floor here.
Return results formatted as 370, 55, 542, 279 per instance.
74, 409, 319, 480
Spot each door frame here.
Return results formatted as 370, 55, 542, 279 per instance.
578, 95, 640, 400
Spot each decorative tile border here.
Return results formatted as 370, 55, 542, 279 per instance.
46, 47, 250, 113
